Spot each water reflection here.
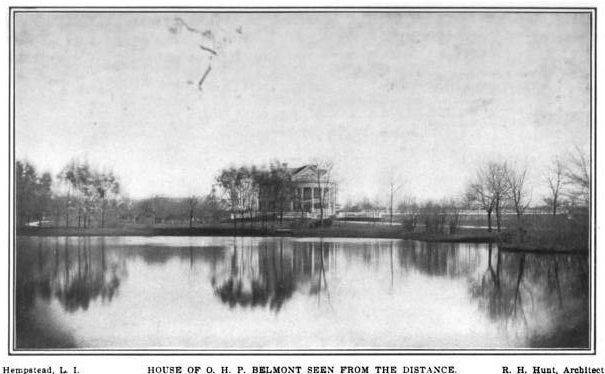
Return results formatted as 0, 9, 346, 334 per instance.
15, 236, 589, 349
469, 243, 589, 347
16, 238, 123, 313
211, 239, 335, 311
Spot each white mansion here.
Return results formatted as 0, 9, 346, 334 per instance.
258, 164, 338, 217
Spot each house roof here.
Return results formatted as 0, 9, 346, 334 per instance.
290, 164, 330, 181
290, 165, 308, 175
291, 164, 323, 176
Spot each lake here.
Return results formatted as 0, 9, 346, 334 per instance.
14, 236, 590, 350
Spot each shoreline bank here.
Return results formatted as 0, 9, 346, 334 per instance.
16, 225, 409, 240
15, 226, 587, 254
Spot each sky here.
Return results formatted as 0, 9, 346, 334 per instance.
14, 11, 591, 203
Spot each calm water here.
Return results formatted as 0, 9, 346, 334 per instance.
15, 236, 589, 350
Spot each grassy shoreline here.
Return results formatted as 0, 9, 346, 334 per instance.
14, 225, 501, 243
16, 225, 493, 241
16, 225, 408, 239
15, 225, 587, 253
498, 243, 588, 254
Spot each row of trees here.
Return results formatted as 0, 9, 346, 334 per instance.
16, 161, 237, 229
17, 157, 339, 229
466, 148, 589, 235
16, 148, 589, 237
16, 161, 233, 229
336, 148, 589, 243
16, 159, 122, 229
17, 158, 337, 229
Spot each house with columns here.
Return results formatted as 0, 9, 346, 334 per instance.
257, 164, 338, 217
290, 164, 337, 216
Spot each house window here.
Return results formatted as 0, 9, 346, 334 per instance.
303, 187, 312, 200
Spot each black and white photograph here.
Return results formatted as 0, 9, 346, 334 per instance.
8, 6, 596, 357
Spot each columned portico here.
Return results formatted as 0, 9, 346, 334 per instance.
257, 164, 338, 217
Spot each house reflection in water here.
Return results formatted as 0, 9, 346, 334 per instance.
211, 239, 332, 311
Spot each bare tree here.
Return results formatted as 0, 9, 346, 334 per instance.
373, 195, 383, 225
240, 166, 259, 228
398, 196, 419, 232
466, 181, 495, 232
485, 162, 509, 233
188, 195, 198, 228
565, 147, 590, 207
311, 160, 334, 223
387, 172, 403, 226
268, 161, 294, 224
216, 167, 244, 230
93, 170, 120, 229
59, 160, 96, 228
506, 165, 531, 220
467, 162, 509, 232
505, 165, 531, 241
58, 160, 79, 227
544, 157, 565, 216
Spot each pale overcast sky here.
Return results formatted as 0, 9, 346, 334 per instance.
14, 11, 591, 203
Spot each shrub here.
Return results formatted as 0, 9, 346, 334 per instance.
402, 217, 416, 232
310, 218, 333, 228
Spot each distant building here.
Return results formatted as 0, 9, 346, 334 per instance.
290, 164, 338, 216
258, 164, 338, 218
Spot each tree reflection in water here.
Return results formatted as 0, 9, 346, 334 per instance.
208, 237, 589, 348
16, 236, 589, 349
55, 237, 122, 311
16, 237, 126, 348
17, 237, 124, 313
308, 239, 332, 308
469, 243, 589, 347
211, 238, 334, 312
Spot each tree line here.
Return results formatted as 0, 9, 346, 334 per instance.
16, 148, 589, 240
16, 159, 122, 228
16, 158, 234, 228
15, 158, 336, 229
465, 148, 589, 234
339, 147, 589, 246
